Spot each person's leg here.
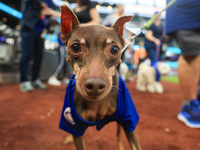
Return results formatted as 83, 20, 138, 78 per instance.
176, 29, 200, 128
19, 30, 35, 92
178, 55, 200, 100
31, 32, 46, 89
176, 29, 200, 100
177, 55, 200, 128
53, 45, 66, 77
32, 33, 44, 82
146, 48, 156, 64
48, 45, 66, 86
20, 32, 34, 82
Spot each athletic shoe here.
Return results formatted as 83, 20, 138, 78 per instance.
177, 100, 200, 128
48, 77, 61, 86
32, 79, 47, 89
20, 81, 34, 92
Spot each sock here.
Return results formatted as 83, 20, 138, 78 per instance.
183, 100, 191, 105
197, 93, 200, 101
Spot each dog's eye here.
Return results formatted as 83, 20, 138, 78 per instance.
71, 43, 81, 53
111, 46, 120, 55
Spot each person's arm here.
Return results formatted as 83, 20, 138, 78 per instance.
85, 8, 100, 24
41, 7, 61, 18
28, 0, 42, 9
145, 30, 161, 46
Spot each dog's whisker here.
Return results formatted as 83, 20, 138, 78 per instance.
112, 85, 119, 90
109, 91, 118, 95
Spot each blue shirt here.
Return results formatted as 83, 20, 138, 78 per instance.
59, 74, 139, 136
144, 23, 163, 50
166, 0, 200, 34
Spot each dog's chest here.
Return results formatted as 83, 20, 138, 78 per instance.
74, 95, 118, 122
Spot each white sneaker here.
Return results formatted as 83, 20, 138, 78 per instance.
48, 77, 61, 86
20, 81, 34, 92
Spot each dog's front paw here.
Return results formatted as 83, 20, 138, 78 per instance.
136, 85, 146, 92
154, 82, 164, 94
147, 84, 155, 93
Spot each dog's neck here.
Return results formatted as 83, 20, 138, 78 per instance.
74, 72, 119, 122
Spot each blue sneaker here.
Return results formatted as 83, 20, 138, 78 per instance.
177, 100, 200, 128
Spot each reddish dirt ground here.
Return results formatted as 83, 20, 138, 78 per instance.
0, 79, 200, 150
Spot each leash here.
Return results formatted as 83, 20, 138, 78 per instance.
121, 0, 177, 54
156, 29, 166, 61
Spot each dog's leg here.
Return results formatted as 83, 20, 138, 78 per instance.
146, 84, 155, 93
125, 130, 141, 150
146, 68, 156, 93
73, 135, 86, 150
63, 134, 74, 144
154, 82, 164, 94
116, 124, 124, 150
136, 74, 146, 92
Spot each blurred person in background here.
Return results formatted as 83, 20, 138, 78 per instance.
48, 0, 100, 86
102, 4, 135, 80
134, 40, 148, 67
101, 4, 131, 45
166, 0, 200, 128
102, 4, 125, 27
144, 11, 163, 64
73, 0, 100, 24
123, 45, 135, 76
19, 0, 60, 92
47, 22, 71, 86
101, 4, 132, 42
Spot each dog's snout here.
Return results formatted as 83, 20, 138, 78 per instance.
84, 78, 106, 96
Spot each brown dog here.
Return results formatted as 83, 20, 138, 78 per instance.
59, 4, 141, 150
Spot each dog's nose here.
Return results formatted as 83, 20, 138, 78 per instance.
84, 78, 106, 96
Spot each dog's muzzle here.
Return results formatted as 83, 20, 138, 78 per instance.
84, 78, 106, 98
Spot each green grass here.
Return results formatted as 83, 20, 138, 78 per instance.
161, 76, 179, 84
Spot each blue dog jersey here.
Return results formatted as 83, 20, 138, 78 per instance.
59, 74, 139, 136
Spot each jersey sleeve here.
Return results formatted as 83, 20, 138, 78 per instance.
116, 75, 140, 133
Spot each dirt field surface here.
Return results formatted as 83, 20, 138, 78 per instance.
1, 79, 200, 150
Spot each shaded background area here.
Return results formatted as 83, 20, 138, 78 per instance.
0, 80, 200, 150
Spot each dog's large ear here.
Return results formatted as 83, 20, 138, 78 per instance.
61, 4, 80, 43
112, 15, 133, 37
